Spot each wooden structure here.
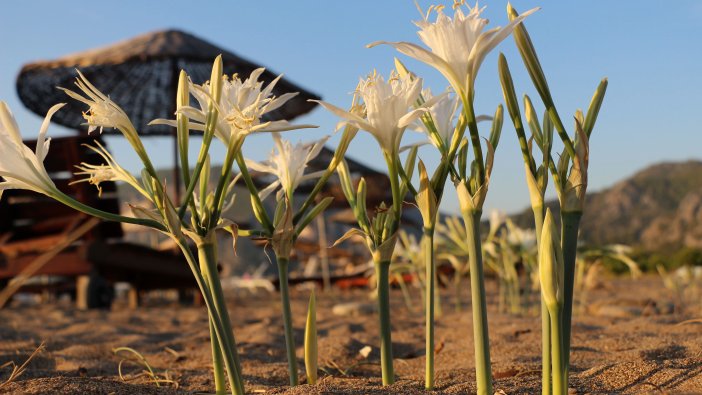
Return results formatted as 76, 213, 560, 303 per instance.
0, 135, 195, 308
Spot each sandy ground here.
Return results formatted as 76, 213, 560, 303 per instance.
0, 276, 701, 394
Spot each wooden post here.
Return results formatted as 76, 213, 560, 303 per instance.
128, 286, 140, 309
76, 275, 89, 310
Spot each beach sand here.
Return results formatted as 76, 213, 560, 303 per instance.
1, 276, 700, 394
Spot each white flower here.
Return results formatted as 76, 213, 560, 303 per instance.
245, 133, 328, 200
488, 209, 507, 238
369, 2, 538, 97
153, 68, 316, 144
316, 71, 440, 155
506, 224, 536, 251
71, 141, 149, 199
0, 101, 64, 197
413, 88, 460, 150
408, 88, 493, 153
60, 70, 135, 134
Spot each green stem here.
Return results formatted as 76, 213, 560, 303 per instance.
541, 299, 551, 394
374, 259, 395, 385
424, 227, 435, 390
177, 239, 244, 395
209, 136, 243, 228
460, 92, 486, 186
532, 206, 551, 395
52, 190, 166, 231
549, 307, 565, 395
560, 211, 582, 384
177, 112, 219, 220
463, 210, 492, 395
383, 153, 402, 233
199, 238, 246, 395
198, 246, 226, 395
277, 257, 299, 386
235, 152, 274, 233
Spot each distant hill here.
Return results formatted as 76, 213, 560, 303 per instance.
512, 161, 702, 252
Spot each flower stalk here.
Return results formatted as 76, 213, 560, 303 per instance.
462, 208, 492, 395
197, 239, 227, 395
176, 236, 245, 395
539, 210, 566, 395
560, 211, 582, 380
277, 257, 299, 386
375, 259, 394, 385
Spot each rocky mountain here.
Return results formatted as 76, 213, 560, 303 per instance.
512, 161, 702, 252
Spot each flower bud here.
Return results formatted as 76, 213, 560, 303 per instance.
539, 209, 564, 309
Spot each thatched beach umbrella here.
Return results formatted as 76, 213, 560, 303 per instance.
16, 29, 320, 199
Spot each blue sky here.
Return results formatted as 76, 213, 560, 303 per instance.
2, 1, 701, 215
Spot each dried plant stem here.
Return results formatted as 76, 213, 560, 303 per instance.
424, 227, 435, 390
560, 211, 582, 383
374, 259, 395, 385
463, 209, 492, 395
277, 257, 299, 386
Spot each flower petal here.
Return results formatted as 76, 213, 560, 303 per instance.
36, 103, 65, 162
369, 41, 464, 94
311, 100, 375, 133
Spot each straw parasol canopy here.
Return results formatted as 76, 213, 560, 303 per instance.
16, 29, 320, 135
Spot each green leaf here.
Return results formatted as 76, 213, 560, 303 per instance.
304, 290, 318, 385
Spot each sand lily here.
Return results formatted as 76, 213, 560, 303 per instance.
324, 74, 426, 384
237, 126, 353, 387
60, 71, 134, 135
369, 2, 538, 98
315, 70, 438, 157
245, 133, 328, 201
72, 141, 149, 199
243, 132, 332, 386
0, 101, 64, 198
154, 68, 315, 144
411, 88, 460, 152
61, 71, 160, 186
503, 5, 608, 393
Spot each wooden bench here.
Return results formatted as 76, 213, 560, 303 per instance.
0, 135, 197, 308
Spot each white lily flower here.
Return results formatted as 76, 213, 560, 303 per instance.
369, 2, 538, 97
506, 224, 536, 251
412, 88, 460, 150
60, 70, 135, 135
407, 88, 492, 153
0, 101, 64, 197
488, 209, 507, 238
152, 68, 316, 144
71, 141, 149, 199
315, 71, 440, 156
245, 133, 329, 201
